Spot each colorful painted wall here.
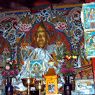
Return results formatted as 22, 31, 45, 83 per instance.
0, 5, 93, 79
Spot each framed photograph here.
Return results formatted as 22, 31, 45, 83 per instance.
30, 59, 43, 78
75, 79, 95, 94
48, 84, 55, 93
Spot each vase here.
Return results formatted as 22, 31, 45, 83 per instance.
5, 77, 13, 95
63, 76, 72, 95
70, 75, 75, 90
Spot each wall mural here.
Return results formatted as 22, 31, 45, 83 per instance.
0, 5, 93, 92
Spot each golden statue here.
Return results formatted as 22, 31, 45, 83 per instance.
34, 23, 49, 48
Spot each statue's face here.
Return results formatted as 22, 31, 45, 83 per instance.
36, 31, 47, 48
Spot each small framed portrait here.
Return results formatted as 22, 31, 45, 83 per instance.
30, 60, 43, 78
48, 84, 55, 93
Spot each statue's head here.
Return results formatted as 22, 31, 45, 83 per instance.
34, 22, 49, 48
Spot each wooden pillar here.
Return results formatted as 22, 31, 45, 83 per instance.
91, 58, 95, 83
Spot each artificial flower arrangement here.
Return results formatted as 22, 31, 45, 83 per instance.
2, 60, 19, 78
61, 62, 76, 76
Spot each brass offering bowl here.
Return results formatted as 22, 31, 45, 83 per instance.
22, 78, 35, 87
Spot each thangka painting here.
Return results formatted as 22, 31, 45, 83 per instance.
85, 31, 95, 58
81, 2, 95, 31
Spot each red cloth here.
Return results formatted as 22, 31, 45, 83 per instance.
85, 0, 95, 3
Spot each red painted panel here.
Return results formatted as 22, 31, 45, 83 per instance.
85, 0, 95, 3
91, 58, 95, 82
33, 0, 50, 6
